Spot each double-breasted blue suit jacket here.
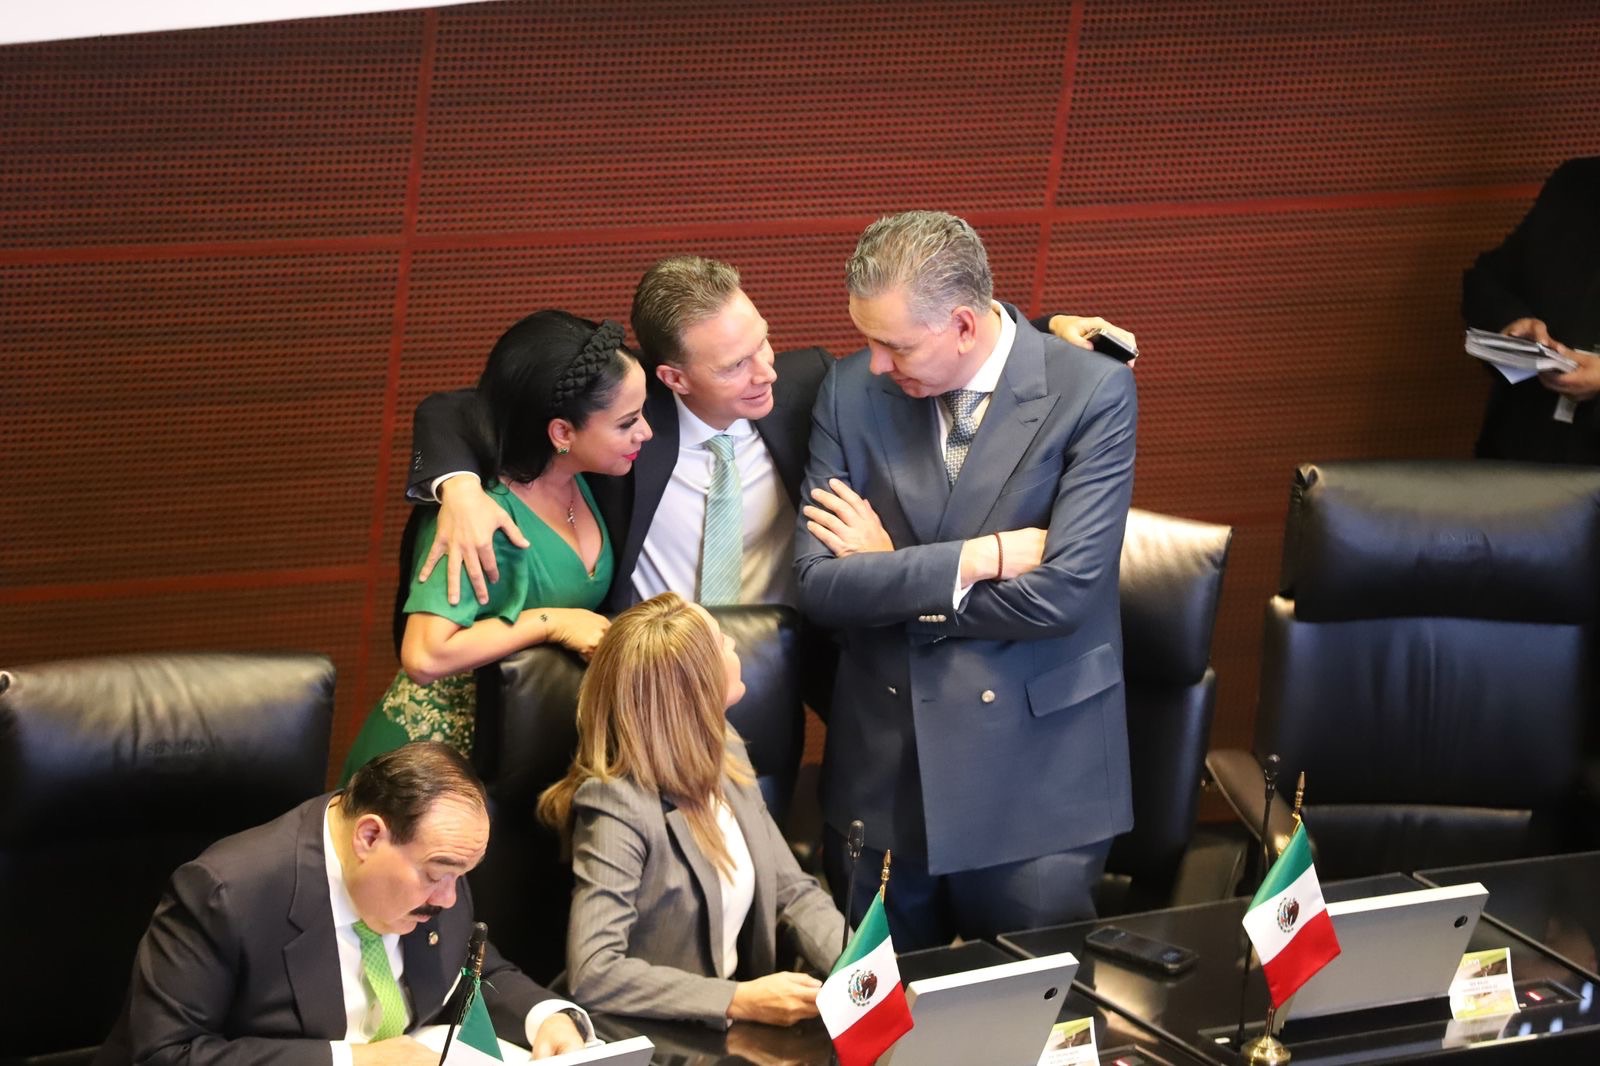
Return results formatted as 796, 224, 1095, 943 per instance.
794, 305, 1136, 876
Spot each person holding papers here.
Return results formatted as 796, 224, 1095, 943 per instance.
1463, 155, 1600, 463
539, 593, 846, 1028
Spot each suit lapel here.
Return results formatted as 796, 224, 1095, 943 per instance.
401, 918, 450, 1025
936, 312, 1058, 542
870, 380, 949, 545
663, 800, 725, 973
612, 381, 680, 608
753, 413, 803, 502
284, 797, 348, 1040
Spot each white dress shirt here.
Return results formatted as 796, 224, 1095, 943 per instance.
632, 395, 797, 606
321, 803, 589, 1064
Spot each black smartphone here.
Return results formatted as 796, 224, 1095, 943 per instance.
1084, 925, 1197, 976
1091, 330, 1138, 363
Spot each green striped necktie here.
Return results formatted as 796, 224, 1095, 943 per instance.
699, 433, 742, 605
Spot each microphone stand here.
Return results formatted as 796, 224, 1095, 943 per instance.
437, 922, 488, 1066
841, 819, 865, 956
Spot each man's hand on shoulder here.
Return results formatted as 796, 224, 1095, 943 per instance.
420, 475, 530, 606
1046, 315, 1137, 364
349, 1036, 439, 1065
530, 1011, 587, 1058
803, 478, 894, 557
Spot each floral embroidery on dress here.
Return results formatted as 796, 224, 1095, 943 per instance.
376, 671, 477, 754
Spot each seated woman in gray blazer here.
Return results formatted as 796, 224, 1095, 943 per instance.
538, 592, 846, 1027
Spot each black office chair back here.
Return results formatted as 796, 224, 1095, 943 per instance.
1106, 509, 1232, 911
0, 653, 335, 1065
1260, 461, 1600, 878
469, 605, 804, 982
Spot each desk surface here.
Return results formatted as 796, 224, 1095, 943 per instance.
594, 939, 1206, 1065
999, 874, 1600, 1065
1418, 850, 1600, 985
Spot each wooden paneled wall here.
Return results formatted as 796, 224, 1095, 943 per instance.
4, 1, 1597, 772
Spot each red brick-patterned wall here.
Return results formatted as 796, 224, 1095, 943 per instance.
4, 1, 1598, 774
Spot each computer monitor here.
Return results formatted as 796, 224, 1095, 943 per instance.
879, 951, 1079, 1066
1279, 882, 1488, 1022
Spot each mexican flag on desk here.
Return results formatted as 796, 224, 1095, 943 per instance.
817, 892, 913, 1066
1242, 822, 1341, 1007
443, 976, 503, 1064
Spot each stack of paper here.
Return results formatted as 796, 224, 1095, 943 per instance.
1465, 328, 1579, 384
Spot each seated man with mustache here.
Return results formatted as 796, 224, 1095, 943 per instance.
97, 743, 591, 1066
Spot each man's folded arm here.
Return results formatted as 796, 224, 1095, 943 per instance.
912, 367, 1137, 643
794, 365, 968, 628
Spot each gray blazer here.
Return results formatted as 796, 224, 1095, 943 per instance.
794, 306, 1137, 877
565, 737, 845, 1026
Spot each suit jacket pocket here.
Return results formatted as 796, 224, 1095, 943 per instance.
1025, 642, 1121, 718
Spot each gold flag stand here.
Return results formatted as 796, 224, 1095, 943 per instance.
1241, 772, 1307, 1065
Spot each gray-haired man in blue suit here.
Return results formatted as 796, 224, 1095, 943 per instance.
796, 210, 1137, 950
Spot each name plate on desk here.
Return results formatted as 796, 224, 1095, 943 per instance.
1279, 882, 1488, 1022
883, 948, 1079, 1066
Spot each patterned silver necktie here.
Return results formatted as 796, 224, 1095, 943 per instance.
939, 389, 988, 485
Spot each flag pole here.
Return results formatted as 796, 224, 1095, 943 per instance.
1233, 753, 1280, 1050
1241, 761, 1294, 1066
879, 850, 892, 899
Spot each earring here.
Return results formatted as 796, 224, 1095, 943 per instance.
557, 446, 570, 455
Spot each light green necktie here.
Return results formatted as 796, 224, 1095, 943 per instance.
353, 920, 408, 1042
699, 433, 742, 605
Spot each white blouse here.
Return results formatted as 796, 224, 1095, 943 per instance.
713, 795, 756, 978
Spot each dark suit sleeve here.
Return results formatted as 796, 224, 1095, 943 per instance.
408, 388, 494, 500
130, 862, 332, 1066
923, 365, 1137, 642
478, 938, 564, 1043
794, 363, 971, 628
1461, 161, 1579, 333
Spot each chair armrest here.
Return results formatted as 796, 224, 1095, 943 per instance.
1205, 748, 1299, 860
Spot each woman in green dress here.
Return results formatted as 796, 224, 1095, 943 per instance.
342, 310, 653, 781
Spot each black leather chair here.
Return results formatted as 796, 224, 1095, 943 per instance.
1208, 461, 1600, 880
0, 653, 335, 1066
1099, 508, 1236, 913
468, 605, 804, 983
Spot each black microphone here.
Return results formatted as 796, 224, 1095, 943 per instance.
438, 922, 490, 1065
466, 922, 488, 980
